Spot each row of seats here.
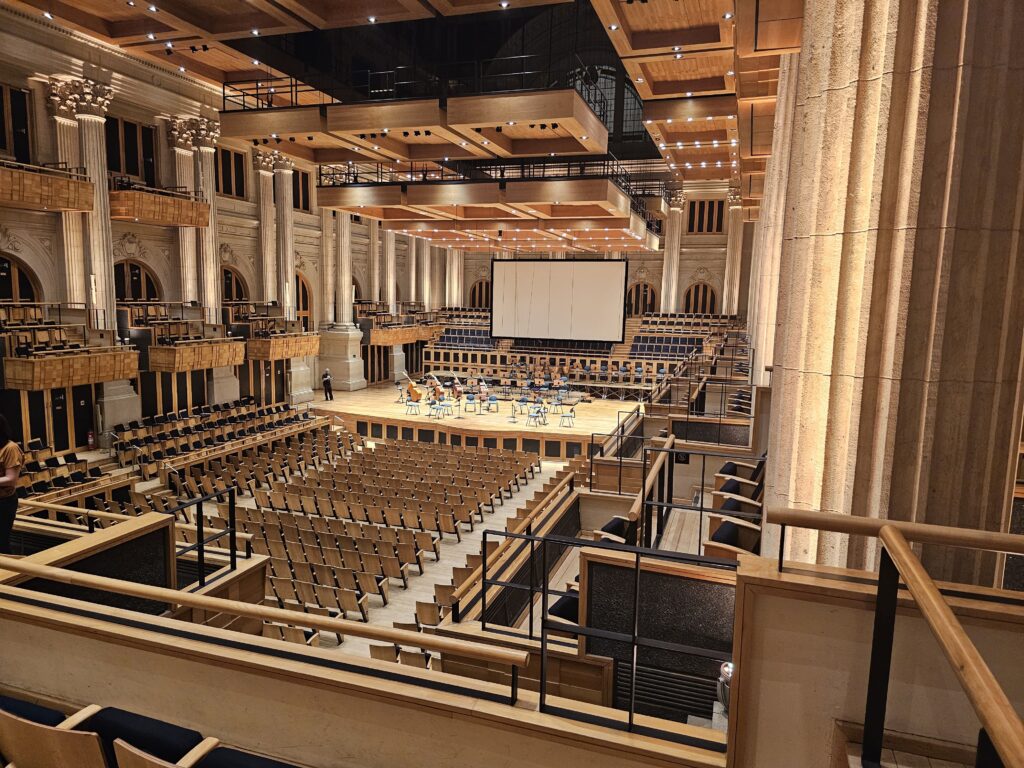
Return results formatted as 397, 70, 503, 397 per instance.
629, 335, 703, 360
511, 338, 614, 355
435, 327, 493, 350
703, 453, 766, 558
0, 693, 301, 767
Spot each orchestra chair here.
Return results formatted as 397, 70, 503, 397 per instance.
440, 398, 454, 417
526, 406, 543, 427
405, 400, 421, 415
559, 407, 576, 428
464, 393, 478, 413
486, 395, 499, 412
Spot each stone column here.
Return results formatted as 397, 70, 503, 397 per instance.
608, 250, 622, 261
46, 80, 86, 306
749, 55, 799, 387
72, 78, 115, 331
320, 210, 336, 326
406, 235, 418, 305
380, 229, 405, 379
455, 250, 465, 305
187, 118, 219, 324
71, 77, 141, 436
722, 192, 744, 315
765, 1, 1024, 586
166, 119, 197, 305
417, 238, 432, 310
318, 211, 367, 392
367, 219, 380, 303
432, 246, 445, 310
444, 248, 458, 307
660, 205, 683, 313
273, 154, 296, 318
253, 151, 277, 303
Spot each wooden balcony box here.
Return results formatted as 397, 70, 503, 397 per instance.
246, 333, 321, 361
148, 338, 246, 373
0, 162, 93, 212
109, 188, 210, 227
4, 347, 139, 390
369, 324, 441, 347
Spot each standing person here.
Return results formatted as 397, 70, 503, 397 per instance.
0, 415, 24, 554
322, 368, 334, 401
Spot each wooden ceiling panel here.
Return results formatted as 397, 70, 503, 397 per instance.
735, 0, 802, 58
425, 0, 572, 15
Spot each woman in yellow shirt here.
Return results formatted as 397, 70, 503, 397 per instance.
0, 415, 24, 554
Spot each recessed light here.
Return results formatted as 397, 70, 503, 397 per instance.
368, 16, 376, 22
147, 4, 157, 10
636, 77, 644, 83
644, 119, 652, 124
608, 24, 618, 30
373, 145, 379, 150
146, 32, 156, 40
685, 91, 693, 97
507, 121, 515, 126
672, 45, 681, 52
165, 41, 173, 48
499, 0, 509, 7
666, 118, 672, 124
723, 11, 734, 20
675, 53, 683, 59
580, 135, 588, 140
460, 141, 467, 146
251, 28, 259, 35
126, 0, 135, 5
270, 133, 278, 138
42, 10, 52, 18
482, 140, 489, 145
252, 59, 260, 65
549, 152, 555, 157
178, 66, 186, 72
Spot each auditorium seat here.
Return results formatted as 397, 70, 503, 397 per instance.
76, 706, 206, 767
0, 694, 66, 727
194, 746, 304, 768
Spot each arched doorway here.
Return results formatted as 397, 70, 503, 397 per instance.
295, 272, 313, 331
114, 259, 160, 302
683, 282, 717, 314
222, 266, 248, 303
0, 253, 39, 302
469, 278, 492, 309
625, 282, 657, 317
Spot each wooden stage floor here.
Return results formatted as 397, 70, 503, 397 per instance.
311, 384, 632, 439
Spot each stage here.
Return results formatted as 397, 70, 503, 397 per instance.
312, 384, 636, 460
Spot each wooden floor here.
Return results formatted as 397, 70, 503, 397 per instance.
313, 384, 632, 438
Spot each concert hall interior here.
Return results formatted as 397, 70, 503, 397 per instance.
0, 1, 1022, 767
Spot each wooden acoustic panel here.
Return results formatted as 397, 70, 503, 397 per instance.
3, 349, 139, 390
0, 166, 93, 212
148, 339, 246, 373
369, 325, 441, 347
109, 190, 211, 227
246, 334, 320, 361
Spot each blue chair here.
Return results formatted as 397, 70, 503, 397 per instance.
464, 393, 477, 413
559, 407, 576, 427
486, 394, 499, 412
405, 400, 420, 415
526, 406, 542, 427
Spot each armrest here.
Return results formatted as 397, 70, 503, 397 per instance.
708, 513, 762, 532
714, 474, 759, 492
56, 704, 102, 730
702, 541, 750, 561
594, 531, 626, 544
176, 737, 220, 767
712, 491, 763, 511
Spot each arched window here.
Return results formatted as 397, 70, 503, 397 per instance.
114, 259, 160, 302
469, 279, 492, 309
0, 253, 39, 302
351, 276, 363, 302
222, 266, 248, 303
295, 272, 312, 331
683, 282, 717, 314
625, 282, 657, 317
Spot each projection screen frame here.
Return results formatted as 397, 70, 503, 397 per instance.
489, 257, 629, 344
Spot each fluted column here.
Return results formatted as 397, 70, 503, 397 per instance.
367, 219, 380, 302
166, 119, 197, 304
660, 205, 683, 313
382, 229, 397, 314
71, 78, 115, 330
765, 0, 1024, 586
188, 118, 219, 323
273, 155, 296, 318
417, 238, 432, 310
406, 235, 418, 304
253, 151, 276, 303
335, 212, 354, 325
47, 80, 86, 306
722, 192, 744, 315
320, 209, 335, 326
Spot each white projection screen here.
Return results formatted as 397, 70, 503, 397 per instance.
491, 259, 627, 342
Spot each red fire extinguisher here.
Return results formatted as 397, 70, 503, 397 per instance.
87, 430, 96, 450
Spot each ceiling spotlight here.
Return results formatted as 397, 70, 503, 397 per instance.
270, 133, 278, 138
252, 59, 260, 65
482, 140, 490, 145
636, 77, 644, 83
685, 91, 693, 97
666, 118, 672, 124
165, 41, 173, 48
251, 28, 259, 35
178, 66, 186, 72
549, 152, 556, 157
146, 32, 156, 40
723, 11, 734, 19
726, 69, 735, 76
499, 0, 509, 7
672, 45, 681, 52
460, 141, 467, 146
608, 24, 618, 30
507, 121, 515, 126
126, 0, 135, 5
148, 4, 157, 10
42, 10, 53, 18
368, 16, 376, 22
580, 135, 588, 140
675, 53, 683, 59
687, 117, 693, 122
644, 119, 652, 124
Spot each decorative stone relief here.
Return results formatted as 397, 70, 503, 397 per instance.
0, 226, 23, 253
112, 232, 149, 262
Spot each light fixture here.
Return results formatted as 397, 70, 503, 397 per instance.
675, 53, 683, 59
460, 141, 467, 146
251, 28, 259, 35
608, 23, 618, 30
270, 133, 278, 138
368, 16, 376, 22
178, 65, 186, 72
507, 121, 515, 126
723, 11, 734, 19
672, 45, 681, 52
252, 59, 260, 65
726, 69, 735, 76
549, 152, 555, 157
126, 1, 135, 5
148, 4, 157, 10
482, 140, 489, 145
666, 118, 672, 124
146, 32, 156, 40
42, 10, 53, 18
165, 41, 173, 48
685, 91, 693, 97
580, 135, 588, 140
644, 119, 652, 124
636, 77, 644, 83
687, 116, 693, 122
500, 0, 509, 7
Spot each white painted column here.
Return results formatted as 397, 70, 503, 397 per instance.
367, 219, 380, 303
722, 193, 744, 315
382, 229, 397, 314
406, 235, 418, 305
320, 209, 336, 326
253, 151, 277, 303
47, 80, 86, 306
335, 212, 354, 325
73, 79, 115, 331
166, 119, 197, 305
190, 118, 219, 324
273, 155, 296, 318
417, 238, 432, 310
660, 205, 683, 313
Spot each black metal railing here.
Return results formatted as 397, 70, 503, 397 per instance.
0, 157, 89, 180
108, 176, 205, 202
161, 485, 244, 590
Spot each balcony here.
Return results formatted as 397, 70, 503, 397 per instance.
3, 345, 138, 390
0, 159, 93, 212
108, 176, 210, 227
148, 337, 246, 373
246, 332, 320, 361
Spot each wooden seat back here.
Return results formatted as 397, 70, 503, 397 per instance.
0, 709, 107, 768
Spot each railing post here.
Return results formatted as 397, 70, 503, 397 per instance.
228, 487, 237, 571
861, 548, 899, 767
196, 499, 205, 587
481, 530, 489, 633
628, 548, 642, 731
539, 538, 550, 713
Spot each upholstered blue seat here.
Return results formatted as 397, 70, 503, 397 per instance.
77, 707, 204, 767
196, 747, 303, 767
0, 695, 66, 728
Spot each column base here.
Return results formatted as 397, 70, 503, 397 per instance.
318, 325, 367, 392
208, 366, 240, 406
388, 344, 407, 382
288, 356, 315, 405
97, 379, 141, 448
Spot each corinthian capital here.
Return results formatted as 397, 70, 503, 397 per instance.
273, 152, 295, 172
69, 78, 113, 118
727, 190, 742, 207
186, 117, 220, 150
166, 117, 196, 151
252, 149, 276, 173
46, 78, 80, 120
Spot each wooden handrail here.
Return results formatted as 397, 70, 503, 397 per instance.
0, 555, 529, 670
768, 507, 1024, 556
20, 500, 133, 522
879, 526, 1024, 763
625, 434, 674, 520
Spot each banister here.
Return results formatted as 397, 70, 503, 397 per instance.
768, 507, 1024, 556
20, 499, 133, 522
0, 555, 530, 669
878, 526, 1024, 764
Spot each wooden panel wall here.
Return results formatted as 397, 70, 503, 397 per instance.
246, 334, 321, 361
3, 350, 139, 390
